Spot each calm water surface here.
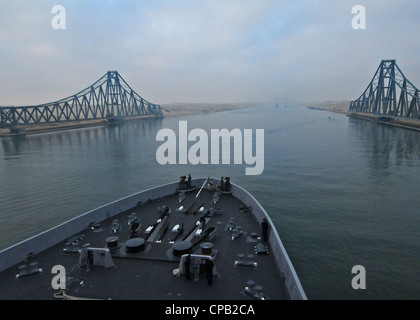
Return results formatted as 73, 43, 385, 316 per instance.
1, 105, 419, 299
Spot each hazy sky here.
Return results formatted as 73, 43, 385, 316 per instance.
1, 0, 419, 106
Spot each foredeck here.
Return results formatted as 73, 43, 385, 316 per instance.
0, 183, 289, 300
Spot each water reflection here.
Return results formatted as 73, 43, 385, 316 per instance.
350, 118, 420, 171
0, 119, 164, 159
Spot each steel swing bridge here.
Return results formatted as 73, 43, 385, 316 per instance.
0, 71, 163, 128
349, 60, 420, 119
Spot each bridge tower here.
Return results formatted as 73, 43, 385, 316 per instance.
349, 60, 419, 119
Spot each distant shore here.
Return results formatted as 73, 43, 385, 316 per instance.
160, 102, 262, 117
304, 100, 351, 114
305, 100, 420, 131
2, 101, 419, 136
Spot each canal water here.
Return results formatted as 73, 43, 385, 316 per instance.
0, 105, 419, 299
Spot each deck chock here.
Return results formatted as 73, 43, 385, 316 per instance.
157, 206, 171, 215
129, 222, 141, 238
246, 232, 259, 243
234, 260, 257, 268
110, 219, 121, 234
242, 281, 269, 300
234, 253, 257, 268
178, 192, 186, 203
127, 213, 139, 225
65, 233, 85, 244
63, 241, 82, 253
63, 234, 86, 253
89, 222, 102, 233
225, 217, 236, 231
231, 228, 244, 240
212, 194, 220, 204
16, 262, 43, 279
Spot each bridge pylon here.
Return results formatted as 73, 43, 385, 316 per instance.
349, 60, 419, 120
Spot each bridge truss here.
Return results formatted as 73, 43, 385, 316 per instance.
349, 60, 420, 119
0, 71, 162, 128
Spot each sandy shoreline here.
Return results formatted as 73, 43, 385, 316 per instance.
160, 102, 261, 117
304, 100, 351, 114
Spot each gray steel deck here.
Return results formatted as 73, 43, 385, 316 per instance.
0, 185, 288, 300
